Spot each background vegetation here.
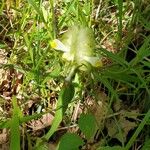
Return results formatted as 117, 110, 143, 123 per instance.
0, 0, 150, 150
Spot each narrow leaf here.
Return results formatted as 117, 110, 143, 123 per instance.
44, 83, 75, 140
125, 110, 150, 150
27, 0, 45, 23
10, 97, 20, 150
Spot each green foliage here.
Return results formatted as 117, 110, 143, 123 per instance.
78, 113, 97, 139
57, 133, 84, 150
44, 83, 75, 141
0, 0, 150, 149
142, 138, 150, 150
130, 35, 150, 66
125, 110, 150, 150
36, 143, 48, 150
10, 97, 21, 150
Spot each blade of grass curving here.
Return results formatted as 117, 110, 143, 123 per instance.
0, 112, 49, 129
58, 0, 76, 28
131, 68, 150, 95
94, 72, 119, 103
20, 112, 45, 123
102, 72, 138, 89
27, 0, 52, 38
27, 0, 45, 23
43, 83, 75, 141
125, 109, 150, 150
23, 33, 35, 66
100, 48, 129, 67
130, 35, 150, 66
102, 66, 141, 83
10, 97, 21, 150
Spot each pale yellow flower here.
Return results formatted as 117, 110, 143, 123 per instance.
50, 26, 102, 69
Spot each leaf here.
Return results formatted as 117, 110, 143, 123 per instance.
94, 74, 118, 100
125, 110, 150, 150
102, 68, 141, 84
106, 115, 137, 143
130, 35, 150, 66
57, 133, 84, 150
10, 97, 21, 150
36, 144, 48, 150
78, 113, 97, 139
88, 92, 108, 130
142, 138, 150, 150
0, 120, 11, 129
42, 64, 62, 84
44, 83, 75, 140
27, 0, 45, 23
100, 48, 129, 67
58, 0, 76, 28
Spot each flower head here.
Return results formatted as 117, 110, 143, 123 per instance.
50, 26, 102, 70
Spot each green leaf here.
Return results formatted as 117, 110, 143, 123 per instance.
10, 97, 21, 150
100, 48, 129, 67
130, 35, 150, 66
142, 138, 150, 150
44, 83, 75, 140
57, 133, 84, 150
36, 144, 48, 150
0, 43, 6, 48
78, 113, 97, 139
94, 73, 118, 100
0, 120, 11, 129
27, 0, 45, 23
103, 70, 140, 84
58, 0, 76, 28
125, 110, 150, 150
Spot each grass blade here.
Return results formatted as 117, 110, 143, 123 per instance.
117, 0, 123, 41
125, 109, 150, 150
10, 97, 21, 150
43, 83, 75, 140
27, 0, 45, 23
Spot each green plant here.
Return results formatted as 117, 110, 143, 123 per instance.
0, 0, 150, 150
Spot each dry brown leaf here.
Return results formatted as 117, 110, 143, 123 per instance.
29, 113, 54, 131
0, 129, 9, 145
86, 91, 109, 130
106, 115, 137, 143
0, 142, 9, 150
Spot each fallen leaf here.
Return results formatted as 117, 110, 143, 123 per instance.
106, 116, 137, 143
29, 113, 54, 131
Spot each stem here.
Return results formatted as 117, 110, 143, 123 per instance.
65, 66, 77, 82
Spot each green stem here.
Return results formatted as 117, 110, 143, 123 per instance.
65, 66, 77, 82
